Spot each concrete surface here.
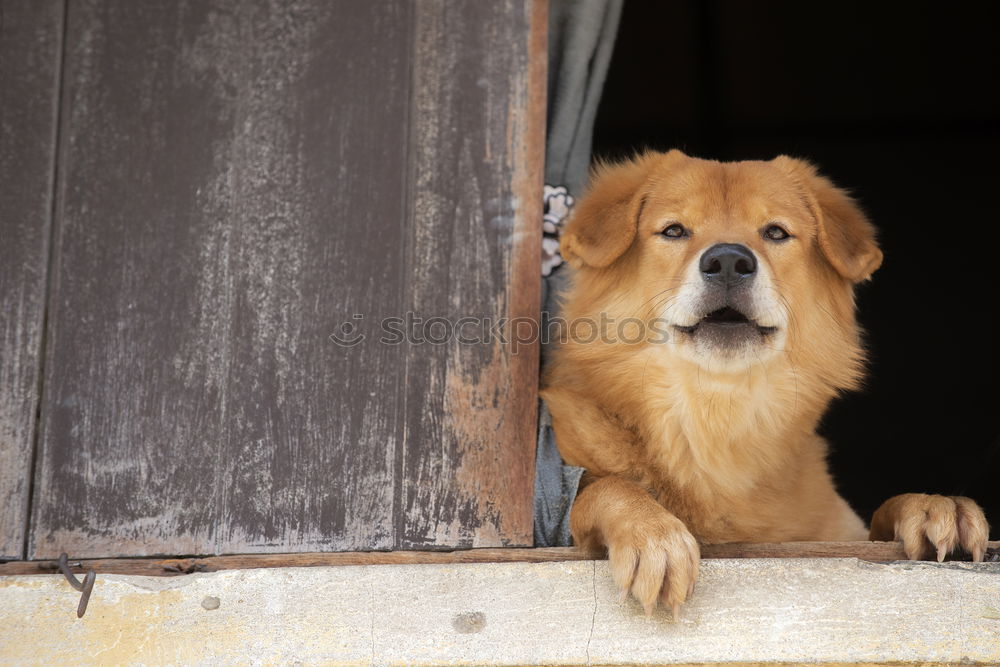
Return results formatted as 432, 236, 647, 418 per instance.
1, 558, 999, 665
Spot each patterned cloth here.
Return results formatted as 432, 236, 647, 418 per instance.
541, 184, 574, 276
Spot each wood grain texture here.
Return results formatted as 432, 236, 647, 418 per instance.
31, 0, 411, 558
4, 541, 998, 577
397, 0, 543, 549
29, 0, 544, 558
0, 0, 64, 560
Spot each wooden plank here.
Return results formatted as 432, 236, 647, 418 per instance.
30, 0, 412, 558
397, 0, 544, 548
30, 0, 545, 558
0, 0, 64, 560
4, 541, 998, 578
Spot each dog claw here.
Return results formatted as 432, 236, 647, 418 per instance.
599, 499, 700, 621
874, 494, 988, 563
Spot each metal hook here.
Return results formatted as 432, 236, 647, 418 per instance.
58, 553, 96, 618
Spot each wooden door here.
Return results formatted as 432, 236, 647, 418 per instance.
6, 0, 544, 559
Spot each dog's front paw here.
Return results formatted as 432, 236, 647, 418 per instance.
870, 493, 989, 562
604, 510, 700, 619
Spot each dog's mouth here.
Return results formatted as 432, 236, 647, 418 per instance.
674, 306, 777, 337
703, 306, 751, 326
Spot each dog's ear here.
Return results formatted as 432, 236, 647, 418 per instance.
774, 156, 883, 283
561, 152, 665, 269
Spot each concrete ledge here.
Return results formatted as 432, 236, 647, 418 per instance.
2, 558, 999, 665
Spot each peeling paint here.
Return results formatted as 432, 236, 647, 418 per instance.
444, 341, 526, 547
29, 0, 412, 558
22, 0, 543, 560
397, 0, 541, 550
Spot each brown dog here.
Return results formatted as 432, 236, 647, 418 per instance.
540, 150, 989, 618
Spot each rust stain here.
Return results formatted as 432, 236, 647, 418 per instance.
399, 0, 545, 549
444, 339, 523, 546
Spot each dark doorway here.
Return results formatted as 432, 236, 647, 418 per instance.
593, 0, 1000, 538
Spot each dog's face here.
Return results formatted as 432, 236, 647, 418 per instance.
561, 150, 883, 374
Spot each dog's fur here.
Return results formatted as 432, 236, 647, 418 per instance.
541, 150, 989, 617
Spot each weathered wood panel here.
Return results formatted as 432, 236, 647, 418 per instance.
398, 0, 543, 547
30, 0, 412, 558
30, 0, 543, 558
0, 0, 64, 560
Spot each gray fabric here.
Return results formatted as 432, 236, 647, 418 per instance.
545, 0, 624, 194
534, 0, 622, 547
533, 402, 584, 547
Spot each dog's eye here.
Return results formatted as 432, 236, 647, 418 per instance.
763, 224, 791, 241
661, 223, 688, 239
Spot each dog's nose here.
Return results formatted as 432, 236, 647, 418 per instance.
700, 243, 757, 286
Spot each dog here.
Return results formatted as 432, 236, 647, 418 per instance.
540, 149, 989, 619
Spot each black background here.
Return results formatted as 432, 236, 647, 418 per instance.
593, 0, 1000, 539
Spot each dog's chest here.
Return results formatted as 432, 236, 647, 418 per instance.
638, 405, 808, 542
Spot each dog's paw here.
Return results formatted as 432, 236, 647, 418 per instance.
870, 493, 989, 562
604, 510, 700, 619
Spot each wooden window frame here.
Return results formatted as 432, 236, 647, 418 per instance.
3, 1, 995, 578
